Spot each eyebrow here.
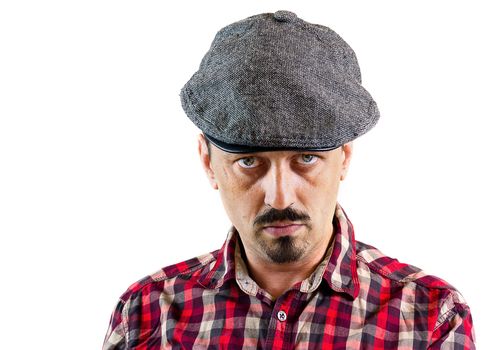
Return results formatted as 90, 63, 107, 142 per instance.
223, 153, 257, 160
224, 150, 328, 160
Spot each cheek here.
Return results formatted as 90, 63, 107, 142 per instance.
217, 166, 245, 200
216, 166, 262, 224
303, 167, 341, 215
306, 165, 341, 193
217, 164, 263, 198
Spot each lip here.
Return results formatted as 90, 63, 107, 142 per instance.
263, 224, 304, 237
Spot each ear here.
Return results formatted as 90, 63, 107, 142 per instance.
197, 134, 218, 190
340, 142, 353, 181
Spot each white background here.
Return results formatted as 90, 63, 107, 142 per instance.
1, 1, 494, 349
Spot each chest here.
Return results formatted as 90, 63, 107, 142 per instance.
129, 288, 432, 349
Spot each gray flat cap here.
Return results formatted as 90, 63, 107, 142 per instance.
180, 10, 380, 153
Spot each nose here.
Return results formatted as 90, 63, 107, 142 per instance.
261, 163, 297, 210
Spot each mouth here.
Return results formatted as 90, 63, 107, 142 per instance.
263, 223, 304, 237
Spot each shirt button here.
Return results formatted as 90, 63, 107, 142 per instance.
277, 310, 287, 321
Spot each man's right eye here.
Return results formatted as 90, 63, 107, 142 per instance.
237, 157, 259, 168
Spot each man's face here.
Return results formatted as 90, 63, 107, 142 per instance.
198, 134, 353, 265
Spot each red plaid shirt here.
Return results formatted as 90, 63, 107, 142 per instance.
103, 204, 475, 349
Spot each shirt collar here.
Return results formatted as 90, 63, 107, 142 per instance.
321, 204, 360, 299
197, 203, 360, 299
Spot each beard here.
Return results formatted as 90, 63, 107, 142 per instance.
261, 235, 306, 263
251, 206, 312, 263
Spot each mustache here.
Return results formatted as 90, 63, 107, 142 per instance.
253, 207, 311, 227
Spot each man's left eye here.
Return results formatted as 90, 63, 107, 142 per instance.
298, 154, 318, 164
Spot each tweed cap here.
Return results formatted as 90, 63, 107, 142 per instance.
180, 10, 380, 153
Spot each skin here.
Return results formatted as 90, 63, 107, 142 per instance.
198, 134, 353, 299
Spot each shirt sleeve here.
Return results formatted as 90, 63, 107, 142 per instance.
102, 298, 129, 350
428, 291, 476, 349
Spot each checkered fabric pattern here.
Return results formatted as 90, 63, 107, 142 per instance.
103, 204, 475, 349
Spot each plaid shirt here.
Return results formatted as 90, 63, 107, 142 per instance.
103, 204, 475, 349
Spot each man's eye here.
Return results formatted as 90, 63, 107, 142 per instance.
298, 154, 318, 164
237, 157, 258, 168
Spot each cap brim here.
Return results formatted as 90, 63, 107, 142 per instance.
204, 133, 339, 154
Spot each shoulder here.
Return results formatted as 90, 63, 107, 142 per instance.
355, 240, 459, 290
354, 240, 470, 319
354, 241, 475, 346
117, 249, 219, 304
102, 250, 221, 347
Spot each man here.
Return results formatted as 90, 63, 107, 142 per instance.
103, 10, 475, 349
